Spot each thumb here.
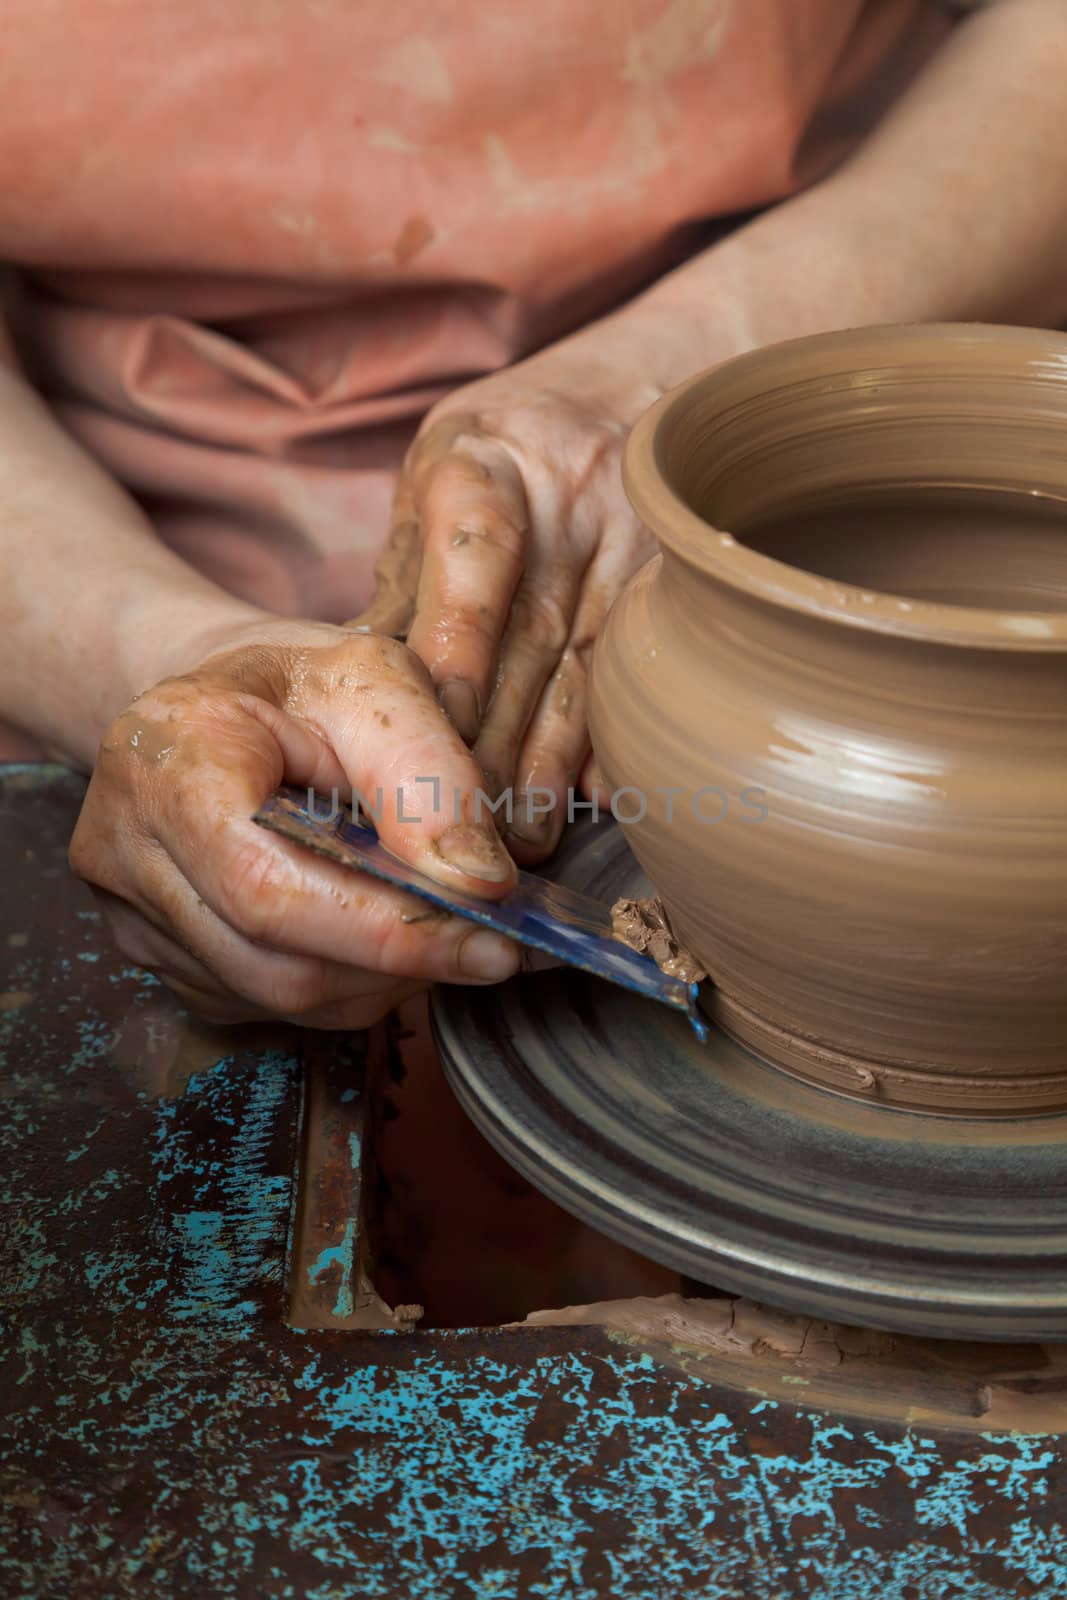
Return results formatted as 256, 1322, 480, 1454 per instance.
309, 634, 517, 900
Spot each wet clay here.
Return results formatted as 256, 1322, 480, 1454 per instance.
610, 895, 706, 984
590, 324, 1067, 1116
744, 485, 1067, 611
518, 1293, 1067, 1434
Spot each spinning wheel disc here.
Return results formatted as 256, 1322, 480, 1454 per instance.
431, 821, 1067, 1341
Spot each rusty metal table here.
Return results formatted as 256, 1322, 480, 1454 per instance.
2, 764, 1066, 1600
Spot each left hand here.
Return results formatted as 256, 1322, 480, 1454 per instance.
352, 331, 670, 861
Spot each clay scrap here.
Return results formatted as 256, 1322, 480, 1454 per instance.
610, 895, 706, 985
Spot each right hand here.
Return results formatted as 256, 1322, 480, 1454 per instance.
69, 619, 521, 1029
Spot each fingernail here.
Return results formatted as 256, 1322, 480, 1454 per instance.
457, 928, 520, 981
480, 767, 505, 801
433, 823, 514, 883
506, 816, 552, 848
506, 790, 555, 848
437, 679, 481, 743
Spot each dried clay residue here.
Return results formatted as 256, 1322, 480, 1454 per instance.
611, 896, 706, 984
517, 1293, 1067, 1434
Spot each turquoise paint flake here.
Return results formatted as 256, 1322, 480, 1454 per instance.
145, 1051, 298, 1335
276, 1349, 1067, 1600
15, 1326, 45, 1387
5, 1320, 1067, 1599
993, 1516, 1067, 1590
308, 1219, 356, 1319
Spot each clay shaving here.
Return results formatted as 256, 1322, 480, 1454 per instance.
514, 1293, 1067, 1433
610, 896, 706, 984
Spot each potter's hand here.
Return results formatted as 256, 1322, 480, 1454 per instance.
69, 622, 520, 1029
354, 339, 664, 859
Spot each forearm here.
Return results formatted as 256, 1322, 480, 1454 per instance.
0, 364, 262, 767
628, 0, 1067, 374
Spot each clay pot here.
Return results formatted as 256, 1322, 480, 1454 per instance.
589, 324, 1067, 1116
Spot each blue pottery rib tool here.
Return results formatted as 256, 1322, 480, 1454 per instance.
254, 787, 708, 1039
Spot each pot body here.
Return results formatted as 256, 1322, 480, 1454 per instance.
590, 325, 1067, 1115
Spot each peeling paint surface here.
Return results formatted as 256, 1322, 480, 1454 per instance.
2, 766, 1067, 1599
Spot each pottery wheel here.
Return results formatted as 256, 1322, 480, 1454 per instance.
431, 819, 1067, 1342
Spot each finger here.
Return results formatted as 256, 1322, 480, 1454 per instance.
505, 562, 633, 861
283, 980, 429, 1032
121, 645, 513, 972
141, 725, 519, 984
164, 638, 518, 899
93, 886, 430, 1027
405, 444, 529, 742
90, 885, 255, 1010
345, 480, 422, 638
472, 555, 584, 807
100, 804, 522, 1007
288, 634, 519, 895
578, 750, 611, 808
178, 832, 523, 989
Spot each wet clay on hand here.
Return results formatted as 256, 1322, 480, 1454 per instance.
590, 324, 1067, 1116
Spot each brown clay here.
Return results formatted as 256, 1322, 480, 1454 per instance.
518, 1293, 1067, 1434
609, 894, 706, 983
590, 324, 1067, 1116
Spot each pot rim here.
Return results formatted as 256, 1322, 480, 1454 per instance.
623, 322, 1067, 652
